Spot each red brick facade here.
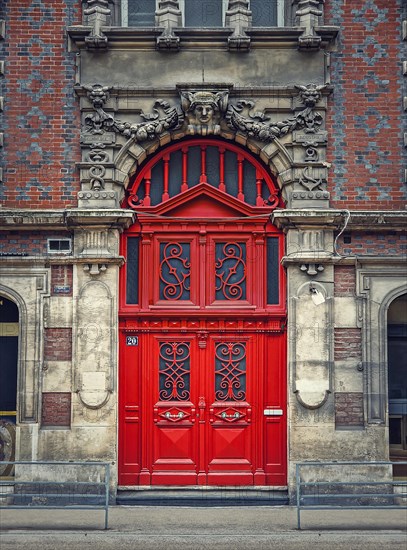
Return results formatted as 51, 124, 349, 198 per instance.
41, 392, 71, 427
50, 265, 73, 296
334, 328, 362, 361
335, 392, 364, 428
1, 0, 81, 207
335, 232, 407, 257
325, 1, 406, 210
334, 266, 356, 297
44, 328, 72, 361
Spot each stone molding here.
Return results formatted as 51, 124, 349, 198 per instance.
272, 210, 407, 231
0, 209, 134, 230
68, 25, 338, 51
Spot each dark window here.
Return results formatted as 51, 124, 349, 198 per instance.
251, 0, 278, 26
185, 0, 223, 27
388, 324, 407, 400
126, 237, 140, 304
266, 237, 279, 304
0, 297, 19, 415
127, 0, 156, 27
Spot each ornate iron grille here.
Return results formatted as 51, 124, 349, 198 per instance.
159, 342, 191, 401
215, 342, 246, 401
159, 242, 191, 300
215, 242, 246, 300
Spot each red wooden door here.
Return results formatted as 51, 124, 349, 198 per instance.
119, 139, 286, 486
148, 333, 257, 485
120, 328, 285, 486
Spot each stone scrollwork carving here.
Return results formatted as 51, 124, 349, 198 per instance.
299, 166, 324, 191
180, 90, 229, 136
225, 84, 325, 141
82, 84, 183, 140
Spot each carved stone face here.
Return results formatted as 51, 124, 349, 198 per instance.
193, 103, 215, 123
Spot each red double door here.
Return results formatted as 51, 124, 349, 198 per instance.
120, 326, 286, 486
118, 142, 287, 485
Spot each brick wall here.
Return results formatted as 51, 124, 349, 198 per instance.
0, 231, 62, 256
51, 265, 73, 296
44, 327, 72, 361
335, 232, 407, 257
335, 392, 364, 428
334, 328, 362, 360
41, 392, 71, 427
334, 265, 356, 297
0, 0, 81, 207
325, 0, 407, 209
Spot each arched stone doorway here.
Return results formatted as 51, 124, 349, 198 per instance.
388, 293, 407, 476
118, 138, 287, 487
0, 296, 19, 477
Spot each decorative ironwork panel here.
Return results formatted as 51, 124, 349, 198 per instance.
159, 342, 191, 401
215, 242, 246, 300
215, 342, 246, 401
160, 243, 191, 300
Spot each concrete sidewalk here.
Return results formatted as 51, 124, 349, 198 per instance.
0, 506, 406, 549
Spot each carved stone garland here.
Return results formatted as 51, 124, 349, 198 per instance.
82, 83, 326, 144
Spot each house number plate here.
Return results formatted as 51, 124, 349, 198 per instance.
126, 336, 139, 346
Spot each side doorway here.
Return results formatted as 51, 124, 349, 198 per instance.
388, 293, 407, 477
0, 296, 18, 477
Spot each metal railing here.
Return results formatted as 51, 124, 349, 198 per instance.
296, 461, 407, 530
0, 461, 110, 529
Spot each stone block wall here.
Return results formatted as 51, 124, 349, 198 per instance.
0, 0, 81, 207
325, 0, 407, 209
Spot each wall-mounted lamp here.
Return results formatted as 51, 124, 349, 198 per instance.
310, 283, 326, 305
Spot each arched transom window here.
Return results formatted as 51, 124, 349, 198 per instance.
124, 139, 281, 210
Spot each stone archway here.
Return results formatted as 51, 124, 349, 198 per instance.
386, 292, 407, 475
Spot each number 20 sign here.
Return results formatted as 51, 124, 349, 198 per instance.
126, 336, 139, 346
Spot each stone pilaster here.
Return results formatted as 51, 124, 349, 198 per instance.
225, 0, 252, 51
82, 0, 113, 49
293, 0, 324, 50
156, 0, 182, 50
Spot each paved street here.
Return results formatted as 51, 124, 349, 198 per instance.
1, 506, 406, 549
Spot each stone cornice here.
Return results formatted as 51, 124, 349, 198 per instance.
67, 25, 338, 50
0, 209, 135, 230
281, 255, 407, 267
272, 209, 407, 231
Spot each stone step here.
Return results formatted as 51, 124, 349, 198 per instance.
116, 486, 289, 506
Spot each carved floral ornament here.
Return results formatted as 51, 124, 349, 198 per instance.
82, 83, 327, 144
